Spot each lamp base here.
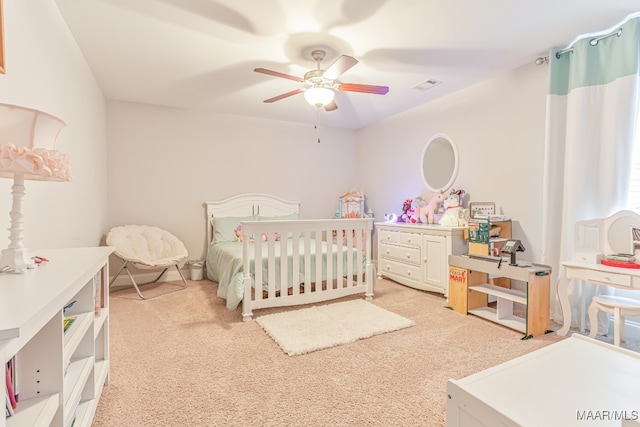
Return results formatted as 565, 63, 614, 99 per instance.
0, 248, 35, 273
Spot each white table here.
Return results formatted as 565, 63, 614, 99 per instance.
557, 260, 640, 336
447, 334, 640, 426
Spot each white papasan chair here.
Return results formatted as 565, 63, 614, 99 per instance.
107, 224, 189, 299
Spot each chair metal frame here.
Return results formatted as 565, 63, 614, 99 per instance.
109, 260, 188, 300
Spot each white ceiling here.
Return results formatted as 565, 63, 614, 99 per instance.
55, 0, 640, 130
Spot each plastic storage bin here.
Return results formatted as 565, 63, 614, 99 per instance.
187, 260, 204, 280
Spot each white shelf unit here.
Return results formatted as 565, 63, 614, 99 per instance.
1, 247, 113, 427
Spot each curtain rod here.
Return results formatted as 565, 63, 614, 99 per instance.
556, 27, 623, 59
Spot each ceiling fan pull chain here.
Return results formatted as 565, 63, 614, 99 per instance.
314, 109, 321, 143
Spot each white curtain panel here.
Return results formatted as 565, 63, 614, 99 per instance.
542, 15, 640, 331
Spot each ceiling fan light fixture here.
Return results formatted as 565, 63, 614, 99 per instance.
304, 87, 335, 107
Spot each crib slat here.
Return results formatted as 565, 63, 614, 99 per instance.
292, 233, 300, 296
348, 226, 355, 288
356, 226, 363, 287
279, 235, 288, 297
254, 235, 263, 301
336, 228, 344, 289
303, 230, 311, 292
267, 238, 276, 297
325, 228, 333, 290
315, 230, 323, 290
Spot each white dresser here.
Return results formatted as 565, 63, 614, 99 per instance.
376, 222, 467, 295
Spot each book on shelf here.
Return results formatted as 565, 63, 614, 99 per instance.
5, 362, 17, 415
63, 316, 77, 334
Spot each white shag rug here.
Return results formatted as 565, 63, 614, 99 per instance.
256, 299, 415, 356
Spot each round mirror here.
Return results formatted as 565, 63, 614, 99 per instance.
421, 133, 459, 192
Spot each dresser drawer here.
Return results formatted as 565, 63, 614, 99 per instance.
566, 266, 631, 287
380, 244, 421, 265
398, 232, 420, 246
380, 230, 401, 244
379, 230, 420, 246
380, 258, 422, 281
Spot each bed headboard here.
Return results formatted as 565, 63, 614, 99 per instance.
205, 193, 300, 244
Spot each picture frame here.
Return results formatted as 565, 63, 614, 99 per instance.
469, 202, 495, 219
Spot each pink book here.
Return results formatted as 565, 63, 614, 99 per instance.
5, 363, 16, 409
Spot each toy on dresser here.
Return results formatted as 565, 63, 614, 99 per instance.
398, 198, 417, 223
416, 191, 445, 224
439, 190, 468, 227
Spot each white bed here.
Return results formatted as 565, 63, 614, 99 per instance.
205, 193, 375, 321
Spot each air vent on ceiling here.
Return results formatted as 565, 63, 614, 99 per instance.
412, 79, 442, 91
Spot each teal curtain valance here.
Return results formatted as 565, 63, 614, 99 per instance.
549, 16, 640, 95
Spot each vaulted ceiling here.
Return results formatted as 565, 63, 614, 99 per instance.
55, 0, 640, 130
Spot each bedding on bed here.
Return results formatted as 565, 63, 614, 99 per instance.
207, 238, 367, 310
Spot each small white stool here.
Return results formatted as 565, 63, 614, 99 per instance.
588, 295, 640, 346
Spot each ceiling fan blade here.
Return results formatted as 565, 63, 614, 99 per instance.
337, 83, 389, 95
323, 55, 358, 80
254, 68, 304, 82
324, 100, 338, 112
263, 89, 303, 103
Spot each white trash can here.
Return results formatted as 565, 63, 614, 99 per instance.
188, 260, 204, 281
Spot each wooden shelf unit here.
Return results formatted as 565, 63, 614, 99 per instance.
447, 254, 551, 339
1, 247, 113, 427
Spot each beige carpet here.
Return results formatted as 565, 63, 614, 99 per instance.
95, 278, 571, 427
256, 299, 415, 356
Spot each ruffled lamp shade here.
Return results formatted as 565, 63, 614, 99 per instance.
0, 103, 70, 273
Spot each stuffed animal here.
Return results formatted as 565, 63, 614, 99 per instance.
417, 191, 445, 224
438, 192, 467, 227
260, 232, 281, 242
235, 225, 253, 242
236, 225, 279, 242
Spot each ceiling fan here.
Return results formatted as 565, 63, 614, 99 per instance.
254, 49, 389, 111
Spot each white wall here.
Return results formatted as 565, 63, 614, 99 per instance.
358, 63, 548, 261
0, 0, 108, 252
106, 101, 360, 260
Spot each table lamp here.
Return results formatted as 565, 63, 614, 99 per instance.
0, 103, 70, 273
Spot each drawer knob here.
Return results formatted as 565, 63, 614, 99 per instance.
407, 271, 411, 276
386, 249, 390, 254
406, 254, 411, 259
407, 238, 412, 243
386, 265, 391, 270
